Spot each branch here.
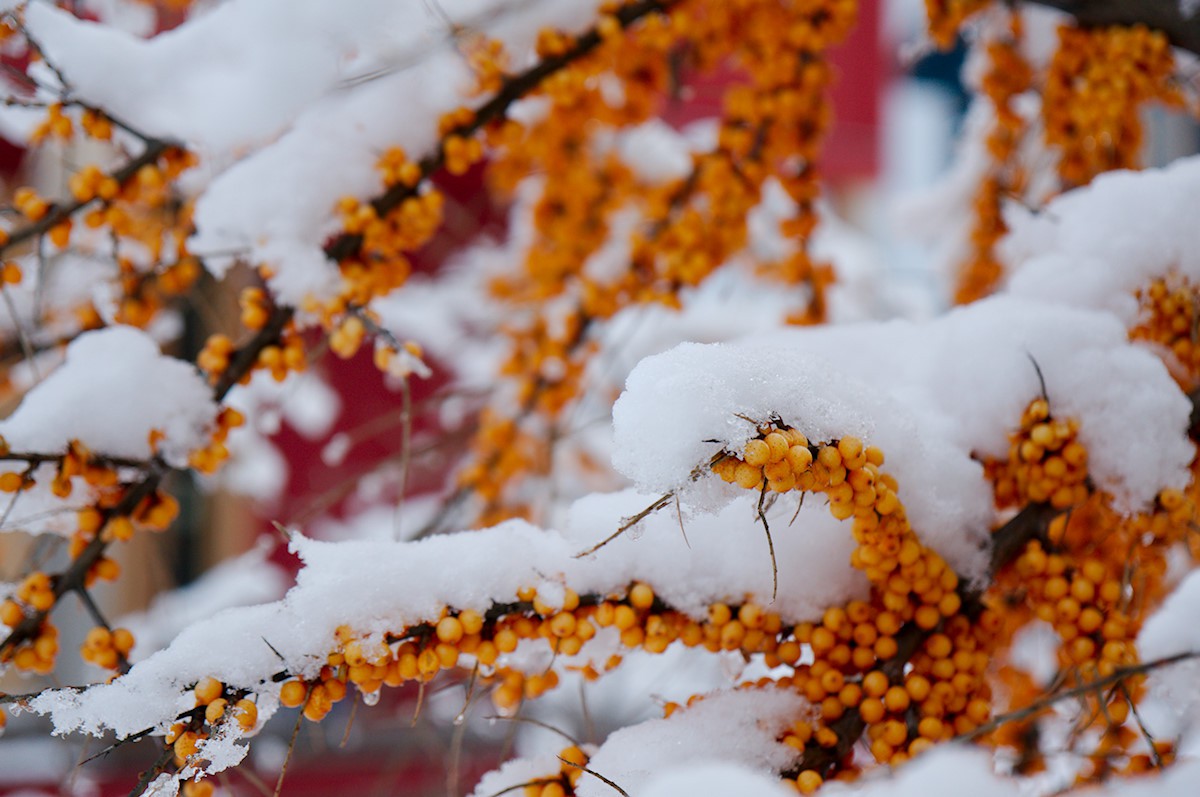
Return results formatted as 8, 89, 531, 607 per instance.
323, 0, 676, 263
789, 502, 1067, 777
0, 464, 164, 659
1022, 0, 1200, 57
0, 139, 172, 257
959, 649, 1200, 741
211, 304, 294, 402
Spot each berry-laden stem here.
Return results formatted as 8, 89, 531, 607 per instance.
957, 649, 1200, 742
0, 138, 173, 257
1023, 0, 1200, 57
212, 304, 295, 401
323, 0, 677, 264
0, 465, 163, 660
786, 501, 1065, 778
1, 303, 291, 660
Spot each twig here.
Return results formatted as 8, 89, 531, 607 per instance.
73, 584, 130, 673
80, 726, 155, 765
0, 139, 172, 258
212, 305, 294, 401
1025, 351, 1048, 405
557, 757, 630, 797
483, 780, 557, 797
958, 650, 1200, 741
573, 492, 674, 558
757, 481, 778, 601
395, 375, 412, 541
788, 491, 805, 526
483, 714, 582, 746
339, 690, 359, 749
273, 699, 306, 797
673, 494, 690, 548
324, 0, 678, 264
1, 283, 39, 382
412, 680, 426, 727
128, 743, 175, 797
0, 464, 165, 659
1120, 681, 1164, 768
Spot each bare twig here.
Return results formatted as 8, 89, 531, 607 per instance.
557, 757, 630, 797
757, 481, 778, 601
483, 714, 582, 746
959, 650, 1200, 741
573, 492, 674, 558
128, 743, 175, 797
273, 699, 306, 797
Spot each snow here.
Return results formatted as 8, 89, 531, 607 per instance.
612, 295, 1193, 584
26, 489, 845, 738
24, 0, 619, 309
576, 689, 802, 797
0, 326, 217, 466
614, 120, 695, 184
1138, 571, 1200, 737
117, 539, 290, 661
25, 0, 419, 152
8, 3, 1200, 794
824, 746, 1018, 797
1007, 156, 1200, 323
642, 763, 797, 797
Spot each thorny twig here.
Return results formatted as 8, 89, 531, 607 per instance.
557, 756, 631, 797
958, 650, 1200, 742
757, 481, 778, 601
573, 492, 674, 558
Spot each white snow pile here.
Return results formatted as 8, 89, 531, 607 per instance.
612, 296, 1193, 580
1006, 155, 1200, 322
470, 689, 802, 797
641, 763, 797, 797
23, 0, 621, 307
1138, 570, 1200, 737
824, 746, 1018, 797
577, 689, 802, 797
117, 540, 290, 662
27, 485, 846, 739
0, 326, 217, 466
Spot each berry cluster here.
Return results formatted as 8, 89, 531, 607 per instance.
1131, 275, 1200, 388
713, 424, 993, 786
955, 13, 1032, 304
80, 625, 135, 670
925, 0, 993, 50
458, 0, 860, 526
1044, 24, 1181, 188
1, 572, 58, 674
985, 398, 1089, 510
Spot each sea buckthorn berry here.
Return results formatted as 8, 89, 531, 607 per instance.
436, 615, 465, 644
629, 582, 655, 610
205, 698, 228, 724
194, 677, 223, 705
235, 699, 258, 730
280, 680, 308, 708
743, 439, 770, 467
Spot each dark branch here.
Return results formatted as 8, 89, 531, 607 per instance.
1023, 0, 1200, 57
212, 305, 295, 402
0, 139, 172, 257
323, 0, 676, 263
